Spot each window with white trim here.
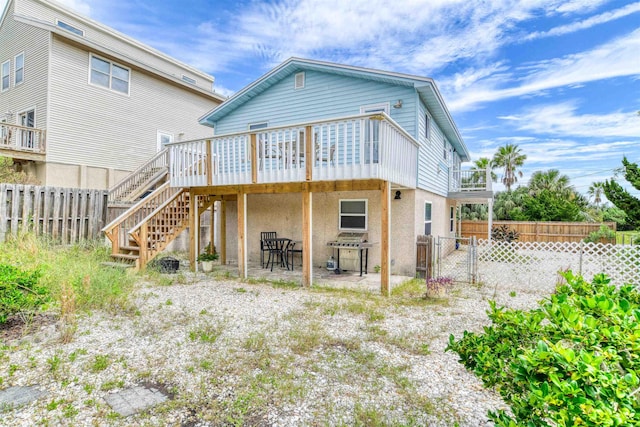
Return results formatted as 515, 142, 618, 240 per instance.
57, 20, 84, 36
89, 54, 130, 95
248, 122, 268, 130
181, 75, 196, 85
1, 60, 9, 91
424, 202, 432, 235
450, 206, 455, 233
157, 131, 173, 151
14, 53, 24, 85
339, 199, 367, 230
425, 113, 431, 141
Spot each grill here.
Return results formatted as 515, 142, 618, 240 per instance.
326, 232, 374, 275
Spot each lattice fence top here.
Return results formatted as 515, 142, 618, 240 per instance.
476, 239, 640, 288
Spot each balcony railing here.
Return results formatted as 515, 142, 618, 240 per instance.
450, 168, 493, 193
0, 123, 46, 154
168, 113, 419, 189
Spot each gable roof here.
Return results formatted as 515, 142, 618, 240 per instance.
199, 57, 469, 161
1, 0, 226, 102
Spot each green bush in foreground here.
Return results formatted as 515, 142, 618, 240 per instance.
446, 272, 640, 426
0, 233, 135, 322
0, 263, 48, 323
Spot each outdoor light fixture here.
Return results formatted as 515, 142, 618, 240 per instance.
394, 190, 402, 200
393, 99, 403, 108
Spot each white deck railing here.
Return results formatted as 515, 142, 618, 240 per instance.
168, 113, 419, 189
450, 168, 492, 193
0, 123, 46, 153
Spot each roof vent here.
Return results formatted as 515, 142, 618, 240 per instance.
294, 72, 305, 89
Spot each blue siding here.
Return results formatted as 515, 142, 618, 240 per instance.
214, 70, 417, 138
417, 99, 449, 196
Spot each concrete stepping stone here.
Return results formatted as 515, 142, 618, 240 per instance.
104, 385, 170, 417
0, 385, 46, 409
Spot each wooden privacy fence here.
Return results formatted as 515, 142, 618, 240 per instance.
0, 184, 108, 243
461, 220, 617, 243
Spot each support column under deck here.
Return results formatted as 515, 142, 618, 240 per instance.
302, 188, 313, 287
237, 192, 247, 278
380, 181, 391, 296
220, 200, 227, 265
189, 192, 198, 271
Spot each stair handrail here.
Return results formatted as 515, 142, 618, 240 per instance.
108, 148, 169, 203
103, 181, 176, 236
127, 188, 187, 238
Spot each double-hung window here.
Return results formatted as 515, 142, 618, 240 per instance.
90, 54, 130, 95
424, 202, 432, 235
1, 60, 9, 92
15, 53, 24, 85
339, 199, 367, 231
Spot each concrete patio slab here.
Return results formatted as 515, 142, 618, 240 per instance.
0, 385, 45, 409
104, 385, 169, 417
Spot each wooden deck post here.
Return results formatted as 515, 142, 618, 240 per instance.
302, 186, 312, 287
210, 202, 215, 254
220, 199, 227, 265
189, 192, 198, 271
380, 181, 390, 296
237, 192, 247, 278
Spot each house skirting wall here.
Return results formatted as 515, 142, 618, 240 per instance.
214, 188, 454, 277
31, 161, 131, 190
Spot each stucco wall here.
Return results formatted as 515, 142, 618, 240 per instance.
215, 189, 449, 277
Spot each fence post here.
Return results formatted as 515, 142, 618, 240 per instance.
579, 240, 584, 276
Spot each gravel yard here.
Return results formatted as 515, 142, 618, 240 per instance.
0, 269, 556, 426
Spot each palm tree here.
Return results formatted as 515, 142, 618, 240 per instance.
588, 182, 604, 208
528, 169, 573, 198
492, 144, 527, 192
471, 157, 497, 184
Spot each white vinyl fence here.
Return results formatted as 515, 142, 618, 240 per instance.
475, 240, 640, 288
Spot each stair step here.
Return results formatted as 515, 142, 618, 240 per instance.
112, 253, 140, 261
120, 245, 140, 253
101, 261, 135, 270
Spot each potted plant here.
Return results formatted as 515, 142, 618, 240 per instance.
197, 252, 218, 273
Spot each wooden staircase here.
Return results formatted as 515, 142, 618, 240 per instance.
103, 183, 213, 269
103, 149, 213, 270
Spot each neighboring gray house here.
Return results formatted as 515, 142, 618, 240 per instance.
103, 58, 492, 294
0, 0, 225, 189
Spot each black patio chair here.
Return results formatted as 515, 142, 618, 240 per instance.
285, 240, 303, 270
260, 231, 277, 268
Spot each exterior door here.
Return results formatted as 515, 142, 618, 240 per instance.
19, 109, 35, 148
157, 131, 173, 151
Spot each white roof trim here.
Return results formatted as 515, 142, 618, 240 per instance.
13, 14, 226, 102
36, 0, 214, 82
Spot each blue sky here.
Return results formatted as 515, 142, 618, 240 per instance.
5, 0, 639, 196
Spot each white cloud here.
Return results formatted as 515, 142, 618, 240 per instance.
525, 2, 640, 41
499, 102, 640, 138
446, 29, 640, 112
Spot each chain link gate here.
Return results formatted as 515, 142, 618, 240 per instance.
436, 236, 477, 283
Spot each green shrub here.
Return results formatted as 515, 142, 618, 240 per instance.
0, 263, 49, 323
491, 225, 520, 242
584, 225, 616, 243
446, 272, 640, 426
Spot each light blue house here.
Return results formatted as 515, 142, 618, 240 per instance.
167, 57, 491, 293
